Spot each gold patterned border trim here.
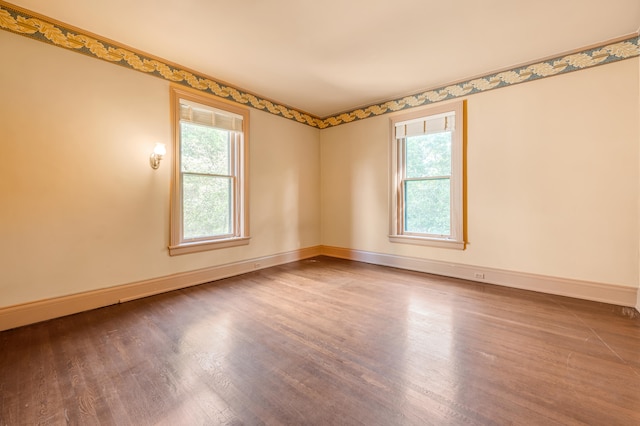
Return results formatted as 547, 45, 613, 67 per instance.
0, 2, 324, 128
325, 36, 640, 127
1, 1, 638, 129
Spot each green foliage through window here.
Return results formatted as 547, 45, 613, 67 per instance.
180, 122, 233, 240
403, 132, 452, 235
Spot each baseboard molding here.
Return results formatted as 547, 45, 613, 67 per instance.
320, 245, 638, 308
0, 246, 321, 332
3, 244, 637, 332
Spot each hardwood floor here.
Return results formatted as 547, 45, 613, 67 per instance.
1, 256, 639, 425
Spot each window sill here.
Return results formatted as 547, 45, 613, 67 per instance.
169, 236, 250, 256
388, 235, 465, 250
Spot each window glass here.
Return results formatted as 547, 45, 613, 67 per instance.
180, 123, 230, 176
405, 133, 451, 178
183, 175, 232, 239
404, 178, 450, 235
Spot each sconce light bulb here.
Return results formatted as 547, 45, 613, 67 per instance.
154, 143, 167, 157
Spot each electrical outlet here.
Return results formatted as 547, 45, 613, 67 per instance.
474, 272, 485, 279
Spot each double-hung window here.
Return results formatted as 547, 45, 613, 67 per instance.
169, 87, 249, 255
389, 100, 465, 249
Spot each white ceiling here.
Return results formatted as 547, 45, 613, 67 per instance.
9, 0, 640, 117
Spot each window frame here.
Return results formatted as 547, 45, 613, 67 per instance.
169, 86, 250, 256
389, 100, 465, 249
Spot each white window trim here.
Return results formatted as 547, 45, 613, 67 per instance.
389, 100, 466, 249
169, 86, 250, 256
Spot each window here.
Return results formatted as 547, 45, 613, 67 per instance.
389, 100, 465, 249
169, 87, 249, 255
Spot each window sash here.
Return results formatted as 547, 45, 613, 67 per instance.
179, 122, 232, 176
402, 177, 451, 237
399, 138, 454, 238
181, 173, 235, 241
179, 130, 240, 242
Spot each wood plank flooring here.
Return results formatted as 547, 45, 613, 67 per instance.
1, 256, 639, 425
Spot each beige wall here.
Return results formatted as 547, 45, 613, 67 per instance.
0, 30, 321, 307
321, 58, 640, 290
1, 27, 639, 310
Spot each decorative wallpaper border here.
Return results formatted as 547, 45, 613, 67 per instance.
0, 2, 324, 128
1, 1, 638, 129
326, 36, 640, 127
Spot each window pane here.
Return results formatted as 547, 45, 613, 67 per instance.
181, 122, 230, 175
183, 175, 232, 239
405, 132, 452, 178
404, 178, 450, 235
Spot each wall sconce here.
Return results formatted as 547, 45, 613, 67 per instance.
150, 143, 166, 169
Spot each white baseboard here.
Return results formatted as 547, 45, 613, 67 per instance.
320, 245, 638, 308
0, 246, 321, 331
